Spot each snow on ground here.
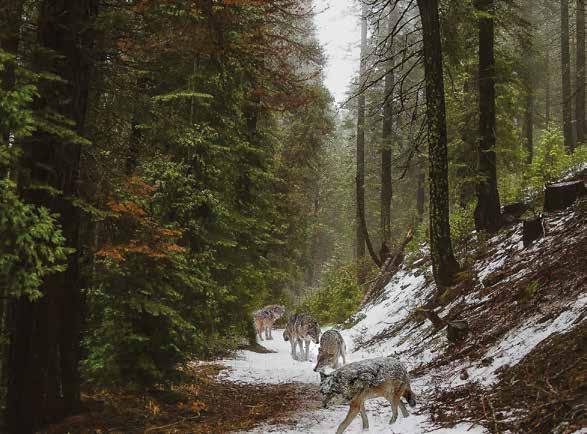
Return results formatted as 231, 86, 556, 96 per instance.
215, 210, 586, 433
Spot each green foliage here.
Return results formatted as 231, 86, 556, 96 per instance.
0, 180, 70, 300
499, 129, 587, 204
300, 261, 362, 325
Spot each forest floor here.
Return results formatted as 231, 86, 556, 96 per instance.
45, 197, 586, 434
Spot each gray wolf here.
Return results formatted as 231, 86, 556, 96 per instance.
253, 304, 285, 340
313, 329, 346, 372
282, 313, 320, 361
319, 356, 416, 434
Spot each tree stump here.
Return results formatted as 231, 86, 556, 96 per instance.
522, 216, 544, 247
544, 181, 586, 212
447, 320, 469, 343
501, 202, 528, 225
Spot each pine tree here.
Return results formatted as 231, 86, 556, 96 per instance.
417, 0, 460, 288
473, 0, 501, 233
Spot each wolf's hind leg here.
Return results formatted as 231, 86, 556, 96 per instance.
336, 400, 361, 434
360, 402, 369, 429
387, 389, 402, 424
304, 339, 310, 361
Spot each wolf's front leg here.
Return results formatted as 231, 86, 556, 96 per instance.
290, 340, 297, 360
267, 323, 273, 340
336, 399, 361, 434
304, 339, 310, 361
264, 325, 272, 340
399, 400, 409, 417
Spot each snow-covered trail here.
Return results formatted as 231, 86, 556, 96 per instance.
217, 330, 486, 434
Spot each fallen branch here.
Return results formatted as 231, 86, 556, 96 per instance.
361, 226, 413, 305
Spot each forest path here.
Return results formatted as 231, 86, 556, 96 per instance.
216, 329, 487, 433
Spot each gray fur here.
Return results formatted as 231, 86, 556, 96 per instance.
319, 356, 416, 434
314, 329, 347, 372
283, 313, 320, 361
253, 304, 285, 340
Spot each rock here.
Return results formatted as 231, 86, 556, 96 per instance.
447, 320, 469, 343
460, 369, 469, 380
544, 180, 586, 212
522, 216, 544, 247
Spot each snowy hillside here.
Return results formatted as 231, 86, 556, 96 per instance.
214, 202, 586, 433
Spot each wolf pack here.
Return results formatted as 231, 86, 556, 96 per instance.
252, 305, 416, 434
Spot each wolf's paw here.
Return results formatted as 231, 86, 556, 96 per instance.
389, 414, 397, 425
266, 337, 273, 340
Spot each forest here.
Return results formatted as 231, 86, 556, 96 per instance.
0, 0, 585, 433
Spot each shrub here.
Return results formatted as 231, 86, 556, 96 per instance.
300, 261, 362, 326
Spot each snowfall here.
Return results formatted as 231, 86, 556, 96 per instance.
212, 211, 586, 434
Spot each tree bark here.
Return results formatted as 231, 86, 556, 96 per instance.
356, 2, 367, 278
7, 0, 98, 431
561, 0, 575, 151
416, 159, 425, 224
0, 0, 24, 178
474, 0, 501, 234
381, 9, 395, 244
577, 0, 586, 144
522, 1, 535, 163
546, 49, 551, 127
417, 0, 460, 288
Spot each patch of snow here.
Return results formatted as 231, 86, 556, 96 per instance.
242, 398, 485, 434
452, 292, 587, 387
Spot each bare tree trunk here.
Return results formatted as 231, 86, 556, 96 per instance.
381, 10, 394, 245
577, 0, 586, 144
417, 0, 460, 288
561, 0, 575, 151
416, 159, 425, 224
522, 2, 535, 164
0, 0, 24, 178
546, 49, 551, 127
7, 0, 98, 430
474, 0, 501, 234
356, 2, 367, 269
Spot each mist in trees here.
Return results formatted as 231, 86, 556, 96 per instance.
0, 0, 585, 431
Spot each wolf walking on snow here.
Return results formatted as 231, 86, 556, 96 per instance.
282, 313, 320, 361
253, 304, 285, 340
319, 356, 416, 434
313, 329, 346, 372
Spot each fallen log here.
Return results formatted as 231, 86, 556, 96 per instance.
361, 226, 413, 305
544, 181, 586, 212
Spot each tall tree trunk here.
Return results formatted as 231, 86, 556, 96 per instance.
416, 159, 425, 224
474, 0, 501, 233
561, 0, 575, 151
577, 0, 586, 144
381, 9, 395, 244
356, 2, 367, 277
524, 92, 534, 163
417, 0, 460, 288
546, 49, 551, 127
7, 0, 97, 431
458, 76, 476, 207
522, 1, 534, 163
0, 0, 24, 178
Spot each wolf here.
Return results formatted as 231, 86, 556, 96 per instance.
319, 356, 416, 434
253, 304, 285, 340
282, 313, 320, 361
313, 329, 347, 372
